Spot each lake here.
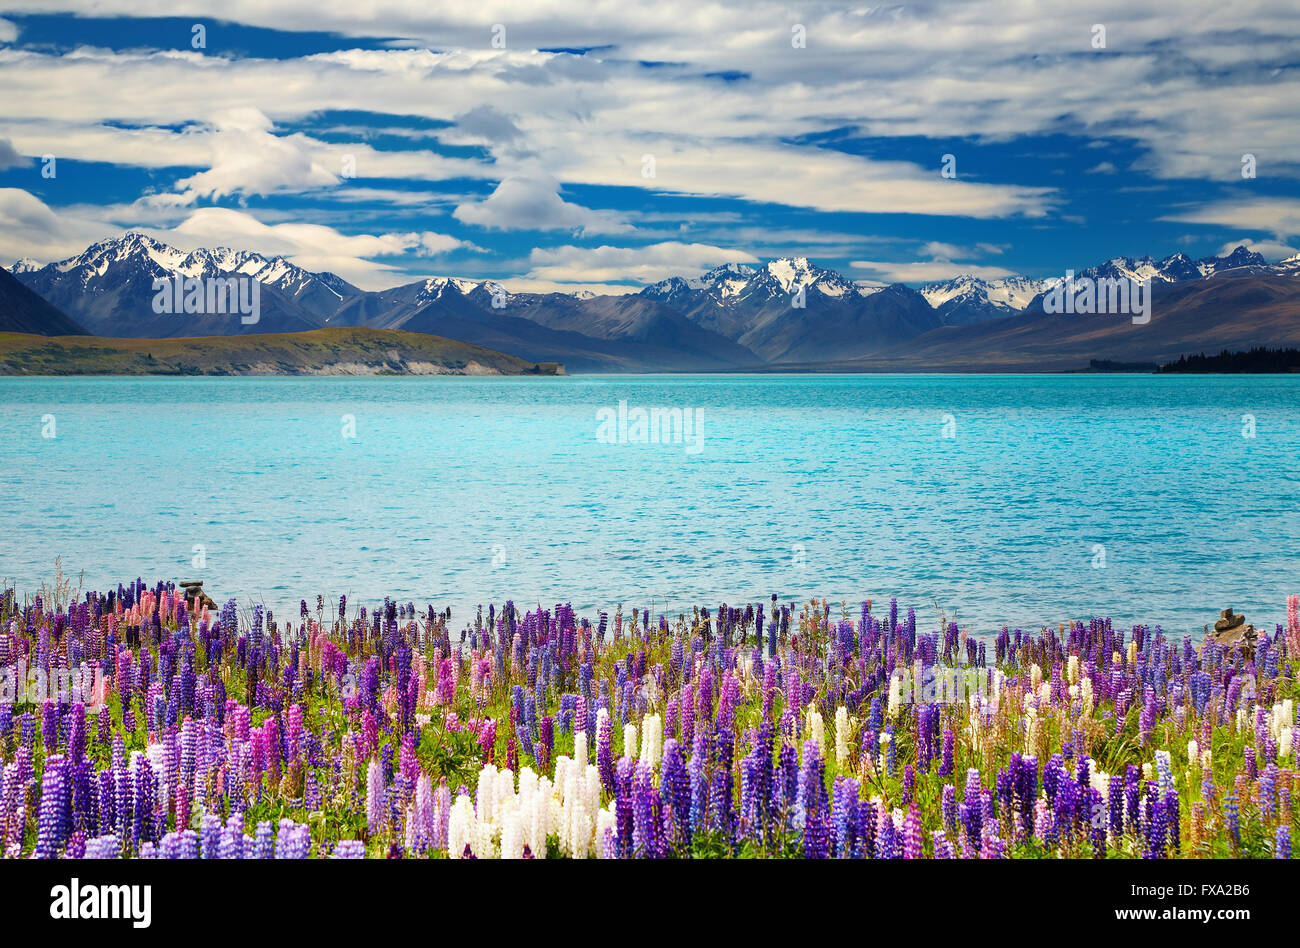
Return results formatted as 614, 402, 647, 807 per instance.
0, 373, 1295, 638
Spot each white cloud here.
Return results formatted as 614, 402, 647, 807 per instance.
0, 190, 472, 290
164, 207, 472, 288
1162, 198, 1300, 238
526, 241, 757, 284
0, 188, 117, 264
1216, 237, 1298, 261
157, 108, 341, 204
850, 257, 1017, 284
453, 176, 633, 234
0, 18, 16, 43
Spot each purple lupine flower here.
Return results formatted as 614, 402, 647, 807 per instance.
962, 769, 983, 850
333, 839, 366, 859
84, 834, 121, 859
798, 739, 829, 859
902, 804, 924, 859
660, 739, 692, 849
33, 753, 69, 859
831, 776, 858, 858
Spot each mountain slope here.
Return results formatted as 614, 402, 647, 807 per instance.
0, 266, 86, 335
842, 271, 1300, 371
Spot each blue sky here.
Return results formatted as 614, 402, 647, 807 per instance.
0, 3, 1297, 291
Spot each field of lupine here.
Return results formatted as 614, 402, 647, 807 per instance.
2, 580, 1299, 860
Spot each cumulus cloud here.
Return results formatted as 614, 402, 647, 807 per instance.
151, 108, 342, 205
0, 188, 118, 265
0, 190, 472, 290
453, 176, 633, 235
164, 207, 473, 288
1, 0, 1297, 285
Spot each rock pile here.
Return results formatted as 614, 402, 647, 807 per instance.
180, 580, 217, 611
1207, 607, 1256, 660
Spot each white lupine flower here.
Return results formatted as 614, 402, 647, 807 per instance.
562, 770, 583, 856
887, 671, 903, 717
1067, 655, 1079, 684
835, 706, 850, 768
640, 714, 663, 767
1038, 682, 1052, 706
448, 794, 476, 858
518, 766, 538, 801
528, 777, 552, 858
1270, 700, 1294, 739
1141, 762, 1153, 782
1188, 740, 1199, 764
1030, 663, 1043, 692
499, 802, 524, 859
477, 763, 498, 823
1024, 717, 1038, 756
1080, 677, 1094, 715
1281, 727, 1294, 759
584, 764, 601, 829
573, 730, 588, 766
623, 723, 638, 760
807, 707, 825, 753
570, 810, 591, 860
1089, 767, 1109, 796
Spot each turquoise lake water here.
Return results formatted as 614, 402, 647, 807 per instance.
0, 374, 1296, 638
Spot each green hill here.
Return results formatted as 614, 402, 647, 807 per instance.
0, 327, 565, 376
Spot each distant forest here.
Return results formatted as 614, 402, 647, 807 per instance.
1158, 348, 1300, 373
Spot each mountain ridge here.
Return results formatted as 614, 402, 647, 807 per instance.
9, 235, 1299, 372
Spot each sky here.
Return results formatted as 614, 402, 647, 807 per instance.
0, 1, 1297, 293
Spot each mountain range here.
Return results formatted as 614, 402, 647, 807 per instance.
7, 234, 1300, 372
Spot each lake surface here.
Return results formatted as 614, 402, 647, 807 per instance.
0, 374, 1296, 638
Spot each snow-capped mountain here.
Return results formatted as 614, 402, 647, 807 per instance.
641, 257, 935, 361
8, 237, 1297, 368
920, 275, 1047, 326
10, 233, 361, 337
919, 246, 1278, 325
643, 257, 877, 310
